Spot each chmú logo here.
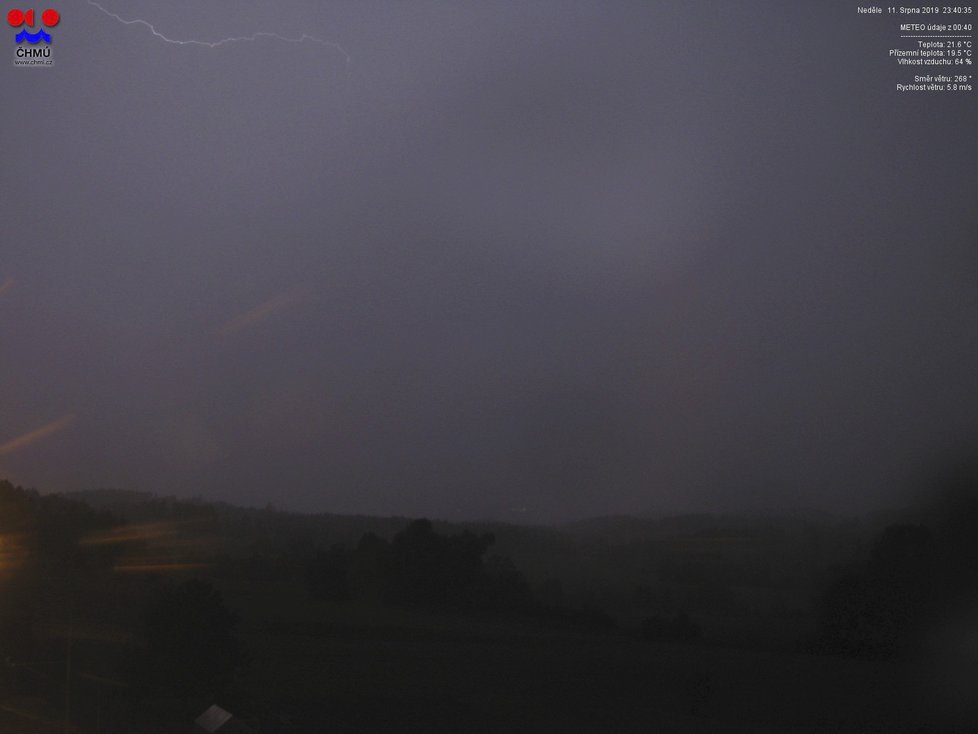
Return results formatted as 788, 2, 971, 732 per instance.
8, 7, 59, 66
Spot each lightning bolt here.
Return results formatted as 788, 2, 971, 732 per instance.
87, 1, 350, 65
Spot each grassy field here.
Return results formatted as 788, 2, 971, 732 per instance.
227, 595, 926, 734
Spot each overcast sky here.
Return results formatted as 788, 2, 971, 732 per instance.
1, 1, 975, 521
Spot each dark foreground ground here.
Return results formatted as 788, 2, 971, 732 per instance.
0, 596, 963, 734
224, 600, 933, 734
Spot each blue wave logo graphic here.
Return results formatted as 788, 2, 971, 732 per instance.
15, 29, 52, 44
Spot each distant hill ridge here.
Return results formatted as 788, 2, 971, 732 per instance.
50, 487, 878, 591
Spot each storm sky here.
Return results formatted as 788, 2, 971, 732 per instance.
2, 1, 976, 521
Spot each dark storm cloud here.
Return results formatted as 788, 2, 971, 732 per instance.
1, 2, 975, 520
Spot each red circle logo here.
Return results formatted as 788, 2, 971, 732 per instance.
7, 8, 59, 27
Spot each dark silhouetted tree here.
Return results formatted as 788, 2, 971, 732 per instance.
386, 519, 494, 607
306, 545, 352, 602
475, 555, 533, 611
816, 523, 939, 658
351, 531, 392, 602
